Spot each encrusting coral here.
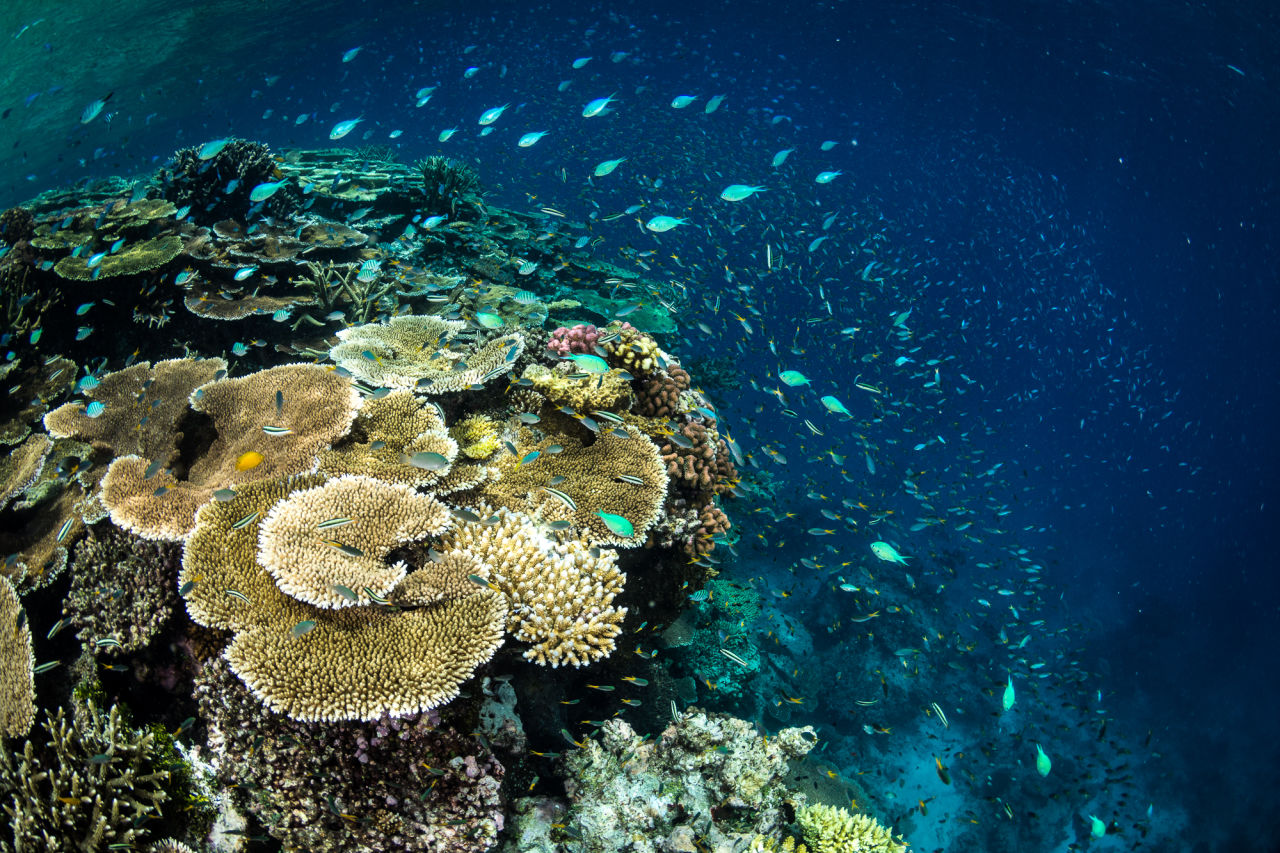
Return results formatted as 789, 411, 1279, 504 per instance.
0, 574, 35, 737
257, 474, 453, 609
101, 363, 360, 540
180, 475, 507, 722
0, 696, 173, 852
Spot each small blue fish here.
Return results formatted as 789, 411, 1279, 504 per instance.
582, 93, 617, 118
197, 138, 230, 160
330, 118, 363, 140
645, 216, 688, 233
248, 181, 286, 203
815, 170, 843, 184
341, 46, 362, 62
517, 131, 549, 148
231, 342, 249, 357
593, 157, 626, 177
75, 326, 94, 341
234, 266, 258, 281
75, 302, 95, 315
85, 401, 105, 418
478, 104, 509, 125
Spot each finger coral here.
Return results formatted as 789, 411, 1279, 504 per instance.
438, 508, 626, 667
257, 474, 452, 609
794, 803, 908, 853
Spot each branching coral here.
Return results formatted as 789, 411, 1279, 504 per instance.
331, 315, 524, 392
793, 804, 908, 853
43, 358, 227, 462
195, 657, 505, 853
482, 429, 668, 548
319, 389, 460, 489
557, 709, 818, 852
0, 575, 35, 737
0, 697, 173, 852
417, 155, 482, 217
65, 525, 180, 656
436, 508, 626, 667
161, 138, 294, 225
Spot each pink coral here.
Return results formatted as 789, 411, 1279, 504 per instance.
548, 323, 601, 355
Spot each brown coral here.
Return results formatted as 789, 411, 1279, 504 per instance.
634, 365, 692, 418
0, 433, 51, 511
0, 574, 35, 737
181, 475, 506, 722
100, 363, 359, 541
318, 389, 459, 488
53, 234, 184, 280
482, 428, 668, 547
660, 420, 738, 496
43, 357, 227, 462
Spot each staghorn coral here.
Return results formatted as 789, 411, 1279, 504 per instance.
520, 362, 634, 413
181, 476, 506, 721
100, 363, 359, 541
482, 429, 668, 548
319, 390, 459, 488
160, 138, 294, 225
437, 508, 626, 667
64, 525, 180, 656
43, 358, 227, 462
0, 697, 173, 852
417, 155, 482, 216
331, 315, 524, 392
195, 657, 505, 853
557, 709, 818, 853
257, 474, 452, 609
793, 803, 908, 853
0, 575, 35, 737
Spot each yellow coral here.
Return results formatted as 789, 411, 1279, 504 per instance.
330, 315, 525, 392
180, 475, 506, 722
794, 804, 908, 853
319, 390, 458, 488
481, 428, 668, 547
43, 358, 227, 462
0, 433, 51, 511
437, 508, 626, 667
53, 234, 183, 280
0, 575, 35, 737
451, 414, 501, 460
520, 363, 634, 412
602, 325, 664, 376
101, 364, 359, 541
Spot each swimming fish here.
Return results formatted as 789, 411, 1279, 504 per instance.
517, 131, 549, 147
330, 118, 363, 140
438, 127, 459, 142
720, 184, 766, 202
1035, 743, 1052, 777
820, 395, 852, 417
597, 511, 635, 538
248, 181, 287, 203
670, 94, 698, 109
815, 170, 843, 184
869, 541, 909, 565
1002, 675, 1016, 712
197, 138, 230, 160
778, 370, 809, 386
771, 148, 794, 167
478, 104, 509, 125
593, 158, 626, 177
582, 94, 617, 118
1088, 815, 1106, 838
645, 216, 688, 233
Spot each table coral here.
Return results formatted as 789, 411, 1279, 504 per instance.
331, 315, 525, 392
319, 389, 460, 489
0, 575, 35, 737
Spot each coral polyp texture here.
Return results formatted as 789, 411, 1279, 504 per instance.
0, 575, 35, 737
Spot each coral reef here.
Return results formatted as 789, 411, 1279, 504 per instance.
180, 475, 506, 721
0, 697, 174, 852
555, 709, 818, 852
196, 657, 505, 853
65, 525, 181, 655
417, 156, 483, 217
332, 316, 525, 393
319, 389, 460, 489
0, 575, 35, 737
794, 803, 908, 853
160, 138, 294, 225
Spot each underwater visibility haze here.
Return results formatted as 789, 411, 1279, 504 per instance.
0, 0, 1276, 851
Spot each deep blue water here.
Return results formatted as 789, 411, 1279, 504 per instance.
4, 0, 1277, 849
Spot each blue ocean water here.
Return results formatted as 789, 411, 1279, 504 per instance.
1, 0, 1276, 851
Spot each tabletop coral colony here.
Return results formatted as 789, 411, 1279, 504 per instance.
0, 23, 1147, 853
